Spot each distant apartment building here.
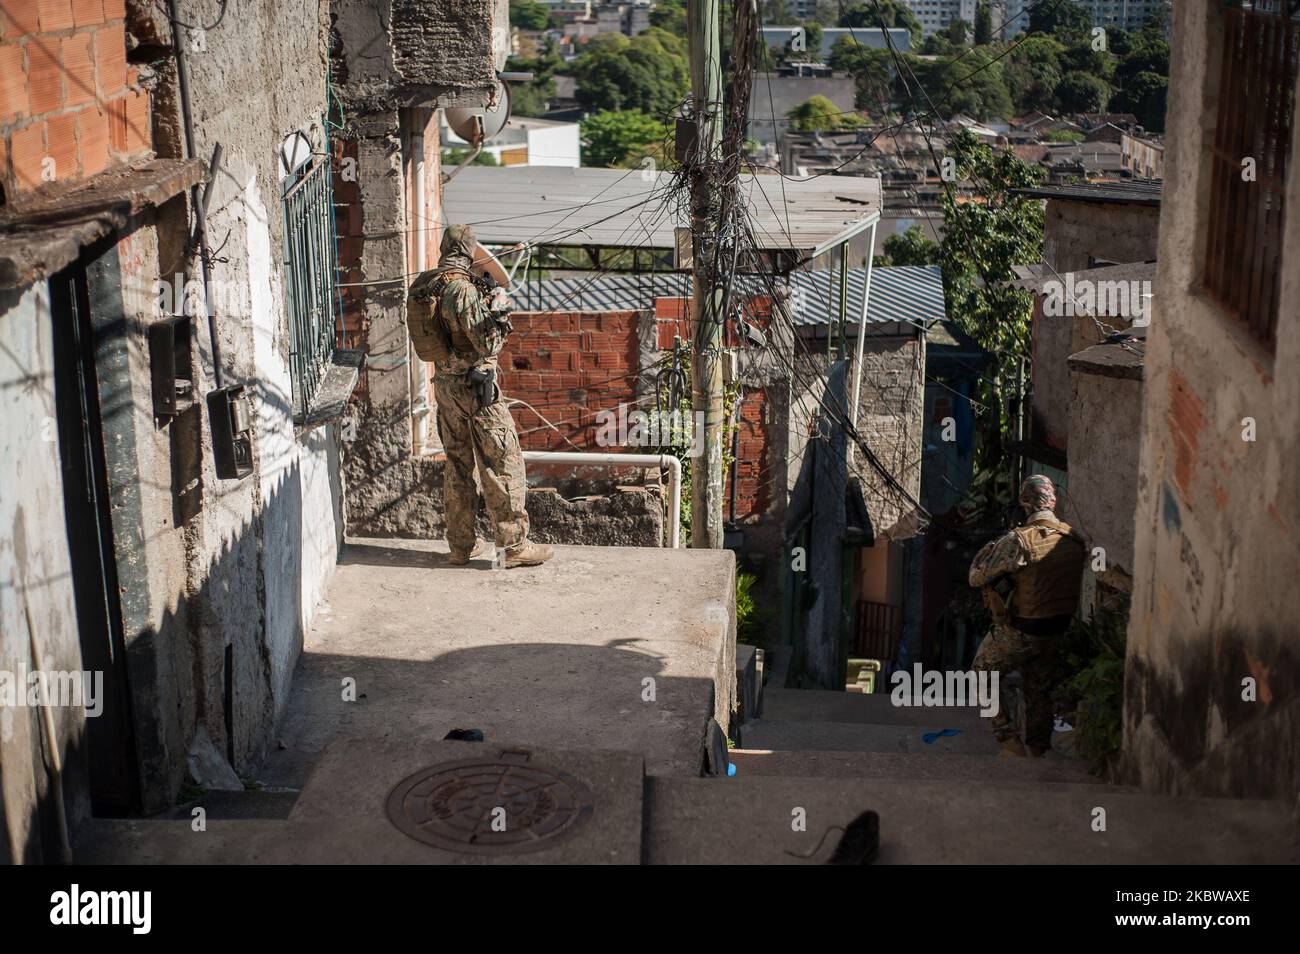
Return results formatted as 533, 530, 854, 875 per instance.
898, 0, 976, 36
1000, 0, 1166, 35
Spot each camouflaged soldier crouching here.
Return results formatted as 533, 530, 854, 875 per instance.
968, 475, 1085, 757
407, 224, 553, 568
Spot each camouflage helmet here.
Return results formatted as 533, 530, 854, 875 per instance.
440, 224, 477, 262
1019, 474, 1057, 513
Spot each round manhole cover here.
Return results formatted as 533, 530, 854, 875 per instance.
385, 757, 595, 854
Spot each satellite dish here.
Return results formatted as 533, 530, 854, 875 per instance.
445, 80, 512, 144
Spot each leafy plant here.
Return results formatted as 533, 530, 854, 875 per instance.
1056, 596, 1131, 775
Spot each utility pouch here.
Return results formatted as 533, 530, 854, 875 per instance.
984, 575, 1013, 625
467, 367, 497, 410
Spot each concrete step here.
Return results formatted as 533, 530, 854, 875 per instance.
77, 738, 646, 864
728, 748, 1105, 785
259, 539, 736, 789
740, 718, 1004, 756
643, 776, 1300, 864
761, 688, 990, 728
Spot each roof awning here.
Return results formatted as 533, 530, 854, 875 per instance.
443, 165, 881, 261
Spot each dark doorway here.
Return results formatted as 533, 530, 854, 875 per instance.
49, 259, 141, 815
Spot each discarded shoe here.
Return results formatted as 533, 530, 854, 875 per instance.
998, 736, 1028, 757
448, 541, 486, 565
504, 542, 554, 568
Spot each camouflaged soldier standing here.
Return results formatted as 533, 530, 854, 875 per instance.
968, 475, 1085, 756
407, 225, 553, 568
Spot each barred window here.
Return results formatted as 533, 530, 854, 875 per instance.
283, 152, 342, 421
1204, 1, 1300, 352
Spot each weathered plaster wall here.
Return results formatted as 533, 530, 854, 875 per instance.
1122, 0, 1300, 802
99, 0, 341, 807
791, 331, 926, 540
0, 284, 89, 863
1065, 369, 1142, 579
334, 0, 503, 112
1042, 199, 1160, 272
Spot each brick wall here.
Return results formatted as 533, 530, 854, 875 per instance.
499, 309, 642, 451
0, 0, 150, 202
501, 299, 780, 525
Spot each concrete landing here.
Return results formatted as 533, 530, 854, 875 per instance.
644, 777, 1300, 864
77, 739, 644, 864
740, 718, 1003, 755
727, 749, 1105, 784
259, 539, 735, 787
761, 688, 989, 728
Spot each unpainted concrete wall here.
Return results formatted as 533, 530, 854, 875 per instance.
1065, 370, 1142, 579
1122, 0, 1300, 802
0, 285, 90, 863
1042, 199, 1160, 272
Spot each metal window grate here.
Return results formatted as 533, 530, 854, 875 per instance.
1204, 3, 1300, 352
853, 599, 901, 662
283, 154, 341, 419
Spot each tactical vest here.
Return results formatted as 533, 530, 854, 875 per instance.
406, 267, 476, 364
1011, 516, 1085, 620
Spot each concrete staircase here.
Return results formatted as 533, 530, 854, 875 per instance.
643, 681, 1298, 863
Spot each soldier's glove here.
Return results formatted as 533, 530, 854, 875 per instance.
488, 287, 515, 337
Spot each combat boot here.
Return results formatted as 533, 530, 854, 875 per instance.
504, 542, 554, 568
448, 540, 486, 566
997, 736, 1028, 757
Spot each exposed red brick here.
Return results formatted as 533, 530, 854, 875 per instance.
45, 108, 76, 178
61, 30, 93, 106
37, 0, 72, 32
2, 1, 43, 37
122, 82, 148, 152
93, 22, 125, 97
10, 120, 44, 190
77, 101, 107, 174
25, 35, 61, 113
99, 0, 121, 18
71, 0, 101, 27
0, 42, 27, 121
1166, 367, 1204, 501
104, 90, 125, 151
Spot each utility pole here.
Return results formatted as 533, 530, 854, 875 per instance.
688, 0, 725, 548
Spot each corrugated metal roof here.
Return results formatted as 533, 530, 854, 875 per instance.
443, 166, 881, 255
512, 264, 945, 332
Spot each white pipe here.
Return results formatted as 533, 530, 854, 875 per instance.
522, 451, 682, 549
850, 219, 878, 464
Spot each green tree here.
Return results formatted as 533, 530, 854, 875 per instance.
838, 0, 923, 47
1054, 70, 1110, 114
762, 0, 791, 23
1003, 34, 1064, 113
828, 38, 894, 111
580, 109, 673, 167
946, 17, 970, 48
1110, 70, 1168, 132
876, 225, 940, 266
974, 2, 993, 45
1029, 0, 1092, 42
786, 94, 863, 131
572, 28, 688, 115
938, 129, 1043, 519
509, 0, 551, 31
910, 49, 1013, 121
649, 0, 686, 36
506, 41, 562, 118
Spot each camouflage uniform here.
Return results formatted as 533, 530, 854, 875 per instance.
968, 507, 1071, 755
409, 226, 530, 557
